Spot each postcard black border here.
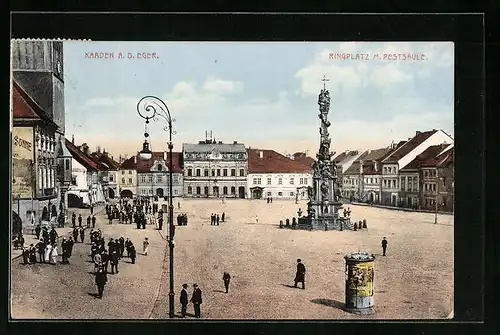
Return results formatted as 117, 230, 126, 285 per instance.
6, 11, 487, 335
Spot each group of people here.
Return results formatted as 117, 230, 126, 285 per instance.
279, 217, 298, 229
177, 213, 188, 226
71, 213, 96, 229
72, 227, 86, 243
266, 197, 274, 203
210, 212, 225, 225
22, 235, 75, 265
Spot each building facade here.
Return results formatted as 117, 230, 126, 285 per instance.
183, 139, 248, 198
380, 129, 454, 206
12, 80, 60, 233
136, 151, 183, 198
247, 149, 312, 200
117, 156, 138, 198
436, 146, 454, 212
91, 148, 120, 200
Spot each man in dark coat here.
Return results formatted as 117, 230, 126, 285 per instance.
129, 245, 137, 264
221, 212, 225, 222
42, 228, 49, 244
223, 272, 231, 293
210, 213, 214, 225
158, 217, 163, 230
190, 284, 203, 318
79, 227, 85, 243
28, 244, 37, 263
72, 227, 79, 243
381, 237, 388, 256
125, 238, 132, 257
61, 238, 70, 264
95, 268, 107, 298
180, 284, 189, 318
36, 239, 45, 263
118, 236, 125, 258
110, 249, 119, 274
216, 214, 220, 226
49, 227, 58, 244
101, 250, 110, 273
294, 259, 306, 289
35, 224, 41, 240
72, 213, 76, 227
78, 214, 83, 227
87, 216, 91, 228
92, 215, 96, 228
67, 237, 74, 257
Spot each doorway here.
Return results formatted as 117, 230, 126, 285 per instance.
251, 188, 263, 199
238, 186, 245, 199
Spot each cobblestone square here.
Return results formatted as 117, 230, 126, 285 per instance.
11, 199, 453, 320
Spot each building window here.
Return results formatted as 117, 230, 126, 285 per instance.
71, 176, 77, 185
187, 186, 192, 194
401, 178, 405, 190
65, 159, 70, 170
304, 178, 308, 185
187, 169, 192, 177
196, 169, 201, 177
267, 177, 271, 185
204, 169, 209, 177
157, 175, 163, 183
174, 190, 178, 195
196, 186, 201, 195
231, 169, 236, 176
122, 170, 125, 175
231, 186, 235, 195
432, 183, 436, 191
424, 170, 428, 178
299, 178, 303, 184
253, 178, 257, 185
223, 169, 228, 176
204, 186, 209, 195
121, 178, 125, 184
278, 192, 283, 196
383, 180, 387, 187
392, 180, 396, 188
149, 189, 153, 194
109, 175, 114, 182
290, 192, 294, 196
425, 183, 428, 191
212, 169, 215, 177
158, 164, 162, 171
290, 178, 294, 185
141, 176, 146, 183
217, 169, 221, 176
239, 169, 244, 176
278, 178, 282, 185
128, 171, 132, 174
148, 175, 153, 183
223, 186, 228, 195
128, 178, 133, 184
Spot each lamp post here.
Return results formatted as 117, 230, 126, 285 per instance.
137, 96, 176, 319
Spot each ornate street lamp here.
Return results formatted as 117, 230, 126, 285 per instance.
137, 96, 176, 319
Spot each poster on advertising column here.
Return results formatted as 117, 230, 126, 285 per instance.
12, 126, 34, 199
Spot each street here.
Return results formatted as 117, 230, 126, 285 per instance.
11, 199, 454, 319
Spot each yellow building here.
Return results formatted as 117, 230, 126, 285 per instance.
117, 155, 137, 198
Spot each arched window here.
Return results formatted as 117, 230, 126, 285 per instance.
196, 186, 201, 195
158, 164, 162, 171
231, 186, 235, 195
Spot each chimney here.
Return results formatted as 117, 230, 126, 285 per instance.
259, 151, 263, 159
72, 135, 75, 144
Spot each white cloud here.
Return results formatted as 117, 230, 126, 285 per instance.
202, 77, 244, 94
370, 62, 413, 86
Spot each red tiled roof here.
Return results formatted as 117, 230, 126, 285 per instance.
401, 144, 451, 170
292, 152, 315, 168
437, 150, 453, 167
93, 152, 120, 170
119, 156, 137, 170
382, 130, 438, 163
65, 139, 99, 171
12, 81, 58, 128
248, 149, 313, 174
135, 152, 183, 173
344, 148, 393, 175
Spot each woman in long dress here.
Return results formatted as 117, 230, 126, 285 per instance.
44, 243, 52, 263
143, 237, 149, 256
51, 243, 58, 264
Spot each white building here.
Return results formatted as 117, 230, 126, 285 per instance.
183, 138, 248, 198
247, 149, 313, 200
117, 156, 137, 198
136, 151, 184, 198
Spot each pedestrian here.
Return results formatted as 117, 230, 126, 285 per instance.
190, 284, 203, 318
92, 215, 96, 228
21, 246, 29, 265
87, 216, 91, 228
382, 237, 388, 256
95, 268, 108, 299
255, 215, 259, 224
109, 216, 113, 225
94, 252, 102, 272
90, 205, 94, 215
50, 243, 58, 264
118, 236, 125, 258
61, 238, 68, 264
125, 238, 132, 258
178, 201, 181, 209
28, 244, 37, 264
129, 245, 137, 264
159, 217, 164, 230
180, 284, 188, 318
221, 212, 225, 222
78, 214, 83, 227
72, 227, 79, 243
44, 242, 53, 263
18, 234, 25, 249
79, 227, 85, 243
294, 259, 306, 289
49, 227, 58, 244
72, 213, 76, 227
110, 249, 119, 274
35, 224, 41, 240
36, 239, 45, 263
216, 214, 220, 226
143, 237, 149, 256
210, 213, 214, 225
42, 228, 49, 244
223, 272, 231, 293
67, 237, 74, 258
101, 250, 110, 273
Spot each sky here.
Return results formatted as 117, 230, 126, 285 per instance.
63, 41, 454, 159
